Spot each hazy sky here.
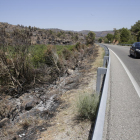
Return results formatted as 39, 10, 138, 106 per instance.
0, 0, 140, 31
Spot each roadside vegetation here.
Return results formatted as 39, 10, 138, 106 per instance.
0, 23, 99, 139
0, 42, 92, 95
76, 92, 99, 121
98, 20, 140, 45
0, 23, 94, 96
86, 31, 95, 45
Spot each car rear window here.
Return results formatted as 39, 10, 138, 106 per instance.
136, 43, 140, 48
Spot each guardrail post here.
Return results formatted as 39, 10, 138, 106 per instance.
103, 56, 109, 67
96, 67, 107, 94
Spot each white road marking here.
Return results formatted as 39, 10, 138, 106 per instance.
110, 49, 140, 98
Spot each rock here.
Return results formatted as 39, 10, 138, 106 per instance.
67, 69, 74, 75
15, 98, 21, 106
0, 118, 10, 128
25, 100, 36, 111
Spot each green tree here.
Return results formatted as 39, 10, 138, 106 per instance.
86, 31, 95, 45
138, 31, 140, 42
104, 38, 109, 43
106, 33, 114, 42
98, 37, 102, 43
131, 20, 140, 33
57, 32, 61, 37
131, 20, 140, 41
120, 28, 131, 43
113, 29, 120, 42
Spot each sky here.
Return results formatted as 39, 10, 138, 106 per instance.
0, 0, 140, 31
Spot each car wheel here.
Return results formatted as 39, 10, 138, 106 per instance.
129, 50, 132, 56
134, 52, 137, 58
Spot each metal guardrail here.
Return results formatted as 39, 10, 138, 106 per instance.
92, 44, 110, 140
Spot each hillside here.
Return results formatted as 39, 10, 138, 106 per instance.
0, 22, 86, 46
0, 22, 100, 140
0, 22, 114, 46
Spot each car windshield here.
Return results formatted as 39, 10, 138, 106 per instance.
136, 43, 140, 48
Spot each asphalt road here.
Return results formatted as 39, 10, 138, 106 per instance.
102, 44, 140, 140
105, 44, 140, 87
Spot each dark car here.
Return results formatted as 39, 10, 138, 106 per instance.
130, 42, 140, 58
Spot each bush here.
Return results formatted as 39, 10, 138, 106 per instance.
75, 42, 81, 51
56, 45, 75, 53
120, 28, 131, 43
30, 45, 47, 67
104, 38, 109, 43
98, 37, 103, 43
62, 48, 72, 60
76, 92, 99, 121
44, 45, 58, 66
86, 31, 95, 45
106, 33, 114, 43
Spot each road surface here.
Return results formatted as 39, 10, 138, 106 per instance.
102, 44, 140, 140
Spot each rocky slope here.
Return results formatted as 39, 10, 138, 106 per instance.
0, 22, 114, 46
0, 22, 86, 46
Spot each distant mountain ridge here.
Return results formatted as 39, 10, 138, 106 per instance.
79, 30, 114, 37
46, 28, 114, 38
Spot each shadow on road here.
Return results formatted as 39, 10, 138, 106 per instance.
128, 55, 140, 59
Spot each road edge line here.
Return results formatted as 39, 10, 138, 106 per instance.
110, 49, 140, 98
